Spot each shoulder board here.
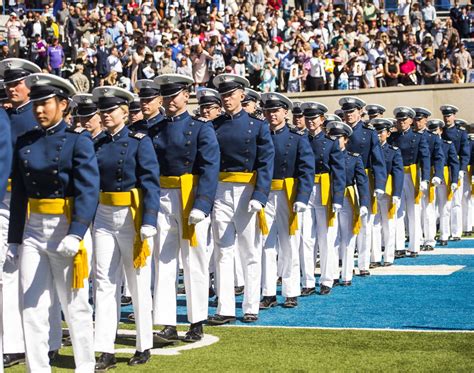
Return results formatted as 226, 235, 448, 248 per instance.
362, 123, 375, 130
443, 140, 452, 144
348, 151, 360, 157
459, 127, 466, 131
389, 145, 399, 150
289, 127, 305, 136
249, 113, 265, 121
66, 126, 87, 134
129, 131, 147, 140
191, 115, 208, 122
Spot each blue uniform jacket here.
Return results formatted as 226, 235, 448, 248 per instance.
92, 130, 107, 146
381, 142, 404, 198
346, 121, 387, 191
8, 121, 100, 243
213, 110, 274, 206
418, 130, 445, 179
95, 126, 160, 227
270, 125, 315, 205
441, 139, 460, 185
442, 125, 470, 171
129, 112, 164, 133
389, 128, 431, 181
344, 151, 370, 208
8, 101, 37, 150
0, 108, 12, 201
470, 138, 474, 169
307, 131, 346, 206
150, 111, 220, 215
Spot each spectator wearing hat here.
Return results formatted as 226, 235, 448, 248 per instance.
420, 48, 439, 84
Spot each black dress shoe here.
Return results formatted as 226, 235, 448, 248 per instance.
120, 295, 132, 306
3, 353, 25, 368
48, 349, 59, 363
95, 352, 116, 372
242, 313, 258, 323
424, 245, 434, 251
319, 285, 331, 295
207, 314, 236, 325
369, 262, 382, 269
283, 297, 298, 308
259, 295, 277, 309
301, 287, 316, 296
359, 270, 370, 277
128, 349, 150, 366
183, 322, 204, 343
420, 245, 426, 251
340, 281, 352, 286
154, 326, 179, 343
209, 286, 215, 298
395, 250, 406, 258
333, 279, 340, 287
408, 252, 418, 258
383, 262, 393, 267
450, 236, 461, 241
234, 286, 245, 296
437, 240, 448, 246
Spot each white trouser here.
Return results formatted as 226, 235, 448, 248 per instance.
451, 180, 463, 238
122, 272, 132, 297
20, 213, 94, 373
421, 189, 437, 246
397, 173, 422, 253
356, 212, 373, 271
372, 195, 397, 264
153, 188, 212, 326
299, 208, 315, 288
336, 196, 359, 282
437, 184, 452, 241
94, 204, 153, 354
234, 246, 245, 287
212, 182, 262, 316
307, 184, 338, 288
462, 176, 472, 232
261, 190, 301, 298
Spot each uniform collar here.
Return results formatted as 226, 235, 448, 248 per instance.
167, 111, 189, 122
108, 124, 128, 140
10, 100, 32, 114
92, 130, 104, 140
224, 109, 245, 120
270, 123, 287, 135
381, 141, 387, 148
43, 120, 65, 135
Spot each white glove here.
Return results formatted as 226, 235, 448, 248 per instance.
293, 201, 307, 212
451, 183, 458, 192
140, 225, 157, 241
248, 199, 263, 213
56, 235, 81, 257
420, 180, 428, 192
392, 196, 401, 208
359, 206, 368, 217
5, 244, 19, 266
188, 208, 206, 225
374, 189, 385, 199
431, 176, 442, 186
332, 203, 342, 213
459, 171, 465, 180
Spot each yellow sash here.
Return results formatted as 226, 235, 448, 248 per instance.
99, 188, 150, 268
428, 168, 436, 204
443, 166, 456, 201
468, 165, 474, 196
403, 164, 422, 204
271, 178, 298, 235
364, 169, 377, 214
314, 173, 335, 227
219, 172, 269, 235
160, 175, 199, 247
7, 178, 11, 192
384, 174, 397, 220
345, 186, 361, 234
28, 197, 88, 290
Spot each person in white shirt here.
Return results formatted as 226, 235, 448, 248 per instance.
107, 46, 123, 76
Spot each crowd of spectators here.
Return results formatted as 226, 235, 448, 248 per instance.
1, 0, 473, 95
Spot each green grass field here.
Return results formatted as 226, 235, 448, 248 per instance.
7, 324, 474, 372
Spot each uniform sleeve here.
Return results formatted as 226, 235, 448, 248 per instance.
0, 109, 12, 201
370, 131, 387, 191
252, 120, 275, 205
459, 130, 470, 171
392, 149, 405, 198
432, 136, 445, 180
418, 134, 431, 181
449, 143, 460, 185
136, 136, 160, 227
69, 133, 100, 238
329, 140, 346, 206
193, 122, 220, 215
295, 135, 315, 205
355, 157, 370, 208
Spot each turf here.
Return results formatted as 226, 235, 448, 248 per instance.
8, 324, 474, 372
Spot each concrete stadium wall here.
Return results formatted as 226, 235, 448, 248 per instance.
189, 83, 474, 123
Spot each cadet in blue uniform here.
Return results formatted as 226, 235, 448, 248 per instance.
366, 104, 386, 120
440, 105, 470, 241
290, 101, 305, 132
72, 93, 105, 143
339, 97, 386, 275
128, 94, 143, 126
196, 87, 222, 121
370, 119, 404, 266
208, 74, 274, 324
129, 79, 163, 133
327, 121, 369, 285
150, 74, 220, 340
258, 93, 314, 309
7, 74, 99, 372
428, 119, 460, 245
303, 102, 346, 295
389, 107, 431, 257
242, 88, 263, 119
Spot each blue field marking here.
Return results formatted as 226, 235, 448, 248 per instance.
121, 239, 474, 331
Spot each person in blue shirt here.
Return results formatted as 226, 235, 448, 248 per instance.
389, 106, 431, 257
7, 73, 99, 372
129, 79, 164, 133
150, 74, 220, 340
428, 119, 460, 246
440, 104, 470, 241
208, 74, 274, 324
258, 93, 314, 310
302, 101, 345, 295
370, 118, 405, 266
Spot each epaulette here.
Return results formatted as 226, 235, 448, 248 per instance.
129, 131, 147, 140
289, 127, 306, 136
249, 113, 265, 121
66, 126, 87, 134
443, 139, 452, 144
389, 145, 399, 150
348, 151, 360, 157
362, 123, 375, 130
192, 115, 208, 122
459, 126, 466, 131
